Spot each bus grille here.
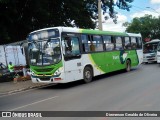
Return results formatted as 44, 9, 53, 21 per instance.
39, 77, 50, 81
146, 56, 155, 58
34, 68, 53, 72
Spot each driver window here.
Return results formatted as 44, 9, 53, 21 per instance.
64, 37, 72, 54
62, 36, 80, 55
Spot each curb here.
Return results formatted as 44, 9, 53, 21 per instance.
0, 83, 55, 95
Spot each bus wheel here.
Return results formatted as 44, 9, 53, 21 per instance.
83, 66, 93, 83
126, 60, 131, 72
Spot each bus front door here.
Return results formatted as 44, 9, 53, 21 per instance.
62, 36, 82, 82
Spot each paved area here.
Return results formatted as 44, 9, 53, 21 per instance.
0, 79, 50, 95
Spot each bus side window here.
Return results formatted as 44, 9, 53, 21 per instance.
131, 37, 137, 49
81, 34, 90, 53
103, 35, 114, 51
91, 35, 103, 52
90, 43, 95, 52
136, 37, 142, 49
115, 37, 123, 50
71, 37, 80, 55
124, 37, 131, 50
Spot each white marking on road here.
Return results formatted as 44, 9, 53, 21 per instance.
9, 96, 59, 111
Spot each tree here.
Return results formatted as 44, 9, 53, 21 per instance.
87, 0, 133, 24
0, 0, 133, 44
124, 15, 160, 42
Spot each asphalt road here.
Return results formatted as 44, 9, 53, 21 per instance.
0, 63, 160, 120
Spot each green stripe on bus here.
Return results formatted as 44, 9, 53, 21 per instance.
81, 29, 128, 36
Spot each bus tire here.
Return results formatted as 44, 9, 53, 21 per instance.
83, 66, 93, 83
126, 60, 131, 72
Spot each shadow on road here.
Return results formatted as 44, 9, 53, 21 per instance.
40, 68, 138, 90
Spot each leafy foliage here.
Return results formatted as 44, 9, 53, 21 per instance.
124, 15, 160, 42
0, 0, 133, 44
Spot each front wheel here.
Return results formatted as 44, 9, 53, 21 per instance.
83, 66, 93, 83
126, 60, 131, 72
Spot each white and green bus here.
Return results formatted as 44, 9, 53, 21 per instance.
143, 39, 160, 64
27, 27, 143, 83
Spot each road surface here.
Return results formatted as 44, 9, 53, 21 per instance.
0, 64, 160, 120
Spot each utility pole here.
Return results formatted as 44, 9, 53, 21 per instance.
98, 0, 102, 30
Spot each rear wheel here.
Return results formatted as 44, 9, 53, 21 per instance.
83, 66, 93, 83
126, 60, 131, 72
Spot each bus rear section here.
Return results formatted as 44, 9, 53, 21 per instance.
143, 39, 160, 63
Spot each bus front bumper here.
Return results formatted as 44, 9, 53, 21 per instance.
143, 57, 156, 63
31, 74, 66, 83
157, 55, 160, 63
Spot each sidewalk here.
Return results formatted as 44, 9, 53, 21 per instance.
0, 79, 50, 95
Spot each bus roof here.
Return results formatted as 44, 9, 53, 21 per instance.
79, 29, 128, 36
145, 39, 160, 44
29, 27, 141, 37
127, 33, 141, 37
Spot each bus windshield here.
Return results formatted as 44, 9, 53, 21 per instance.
28, 30, 61, 66
143, 42, 159, 53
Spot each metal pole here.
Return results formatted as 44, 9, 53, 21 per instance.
98, 0, 103, 30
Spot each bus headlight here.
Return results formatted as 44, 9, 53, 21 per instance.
54, 70, 61, 76
54, 67, 63, 76
31, 70, 36, 76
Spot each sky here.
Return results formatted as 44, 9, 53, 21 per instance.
102, 0, 160, 32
